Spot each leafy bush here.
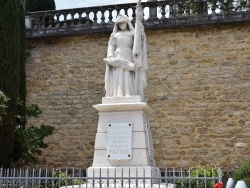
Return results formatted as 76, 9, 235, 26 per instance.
46, 169, 85, 188
175, 166, 221, 188
233, 157, 250, 187
11, 124, 54, 164
9, 98, 55, 165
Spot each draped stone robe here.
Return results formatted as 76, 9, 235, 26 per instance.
105, 30, 135, 97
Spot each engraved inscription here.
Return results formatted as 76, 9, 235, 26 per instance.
107, 123, 132, 160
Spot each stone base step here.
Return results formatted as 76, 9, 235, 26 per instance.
61, 183, 175, 188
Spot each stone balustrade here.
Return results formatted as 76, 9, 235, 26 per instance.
26, 0, 250, 38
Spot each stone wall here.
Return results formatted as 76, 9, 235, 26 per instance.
26, 23, 250, 170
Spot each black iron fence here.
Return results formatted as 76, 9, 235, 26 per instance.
0, 167, 222, 188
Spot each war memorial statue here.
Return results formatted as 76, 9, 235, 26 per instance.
103, 1, 147, 101
86, 1, 171, 187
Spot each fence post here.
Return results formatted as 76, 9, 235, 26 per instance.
218, 167, 222, 182
25, 168, 29, 187
204, 167, 207, 188
158, 168, 161, 187
128, 167, 131, 188
32, 168, 35, 187
38, 168, 42, 187
188, 167, 191, 188
246, 0, 250, 11
114, 168, 116, 188
143, 167, 145, 187
99, 167, 102, 188
0, 168, 2, 188
196, 167, 199, 188
121, 167, 124, 187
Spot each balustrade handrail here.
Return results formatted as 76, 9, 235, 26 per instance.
25, 0, 250, 38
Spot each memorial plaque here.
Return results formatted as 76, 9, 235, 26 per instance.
107, 123, 132, 160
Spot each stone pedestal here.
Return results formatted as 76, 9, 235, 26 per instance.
87, 96, 160, 179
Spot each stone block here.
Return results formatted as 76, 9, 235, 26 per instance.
92, 149, 153, 166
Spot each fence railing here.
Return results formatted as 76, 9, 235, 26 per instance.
0, 167, 222, 188
25, 0, 250, 38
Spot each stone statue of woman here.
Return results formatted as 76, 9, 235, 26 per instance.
104, 0, 147, 101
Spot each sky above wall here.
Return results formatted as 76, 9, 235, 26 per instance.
55, 0, 146, 10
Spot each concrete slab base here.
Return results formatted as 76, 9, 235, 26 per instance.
61, 183, 175, 188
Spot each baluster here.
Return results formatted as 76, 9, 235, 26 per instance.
236, 0, 242, 11
161, 4, 166, 19
246, 0, 250, 11
117, 8, 121, 15
219, 0, 225, 13
76, 11, 81, 26
108, 8, 113, 23
124, 7, 128, 16
85, 9, 90, 24
169, 2, 174, 17
54, 13, 59, 28
193, 0, 200, 15
63, 13, 67, 27
211, 0, 217, 13
228, 0, 234, 12
75, 12, 79, 25
177, 2, 184, 16
202, 0, 208, 15
49, 14, 54, 28
70, 12, 74, 26
33, 15, 40, 28
132, 7, 136, 21
185, 1, 191, 16
173, 3, 179, 16
101, 10, 105, 23
93, 10, 98, 24
41, 15, 46, 28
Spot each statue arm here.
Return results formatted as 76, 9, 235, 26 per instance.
107, 34, 115, 58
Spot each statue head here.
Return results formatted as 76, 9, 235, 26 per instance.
115, 14, 130, 24
113, 14, 134, 33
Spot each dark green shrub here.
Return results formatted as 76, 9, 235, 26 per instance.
233, 157, 250, 187
46, 169, 85, 188
9, 98, 55, 164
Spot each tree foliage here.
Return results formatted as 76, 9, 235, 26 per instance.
26, 0, 56, 12
147, 0, 248, 14
2, 97, 55, 166
0, 0, 21, 164
0, 0, 53, 166
0, 91, 8, 126
233, 157, 250, 187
